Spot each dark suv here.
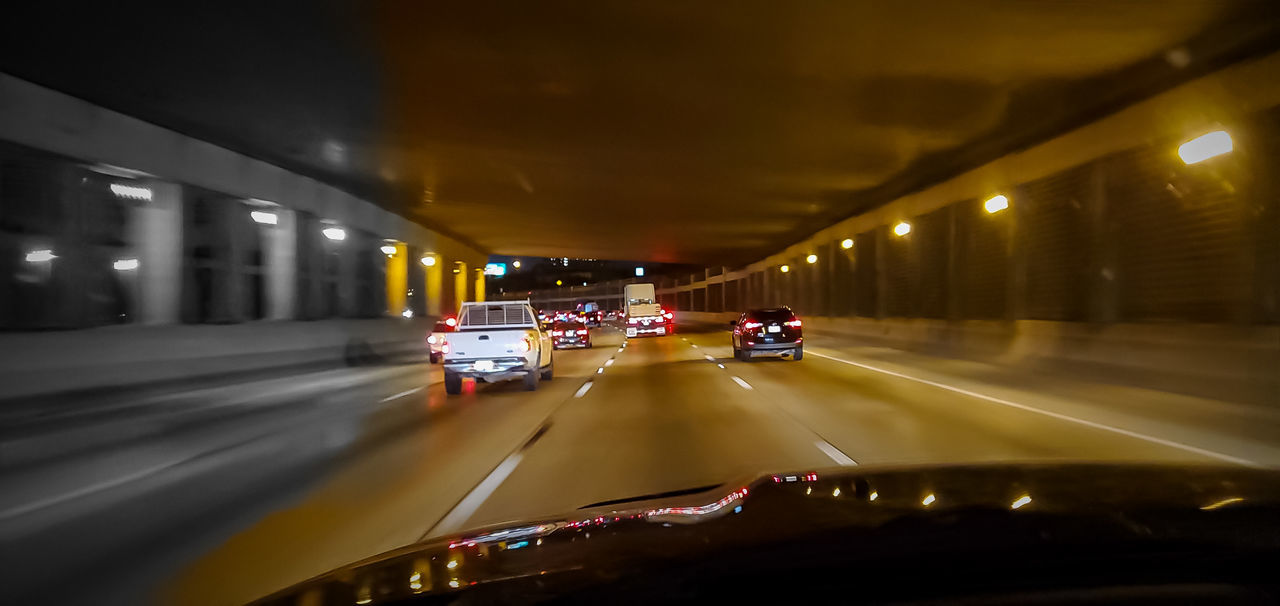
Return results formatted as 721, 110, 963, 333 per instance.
730, 308, 803, 361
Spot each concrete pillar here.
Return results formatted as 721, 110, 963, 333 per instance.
132, 181, 183, 324
264, 207, 296, 320
875, 228, 888, 319
453, 261, 468, 309
385, 242, 408, 316
1087, 163, 1119, 323
406, 245, 427, 316
424, 254, 443, 316
473, 268, 486, 302
335, 231, 360, 317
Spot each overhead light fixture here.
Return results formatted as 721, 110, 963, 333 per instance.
380, 245, 397, 256
806, 254, 818, 264
893, 222, 912, 237
984, 194, 1009, 214
25, 249, 56, 263
250, 210, 278, 225
322, 227, 346, 241
1178, 130, 1232, 165
421, 255, 437, 267
109, 183, 153, 201
841, 238, 854, 249
113, 258, 139, 271
779, 265, 790, 273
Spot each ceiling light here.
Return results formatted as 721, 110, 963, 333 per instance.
250, 210, 278, 225
893, 222, 911, 237
113, 258, 139, 271
25, 249, 56, 263
421, 255, 437, 267
380, 245, 397, 256
806, 254, 818, 264
110, 183, 152, 201
1178, 130, 1232, 164
984, 195, 1009, 214
841, 238, 854, 249
322, 227, 346, 241
779, 265, 790, 273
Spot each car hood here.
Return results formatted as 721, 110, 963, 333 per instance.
253, 463, 1280, 605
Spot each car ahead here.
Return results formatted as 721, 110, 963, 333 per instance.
252, 464, 1280, 605
439, 301, 553, 394
425, 317, 457, 363
551, 321, 592, 349
730, 307, 802, 361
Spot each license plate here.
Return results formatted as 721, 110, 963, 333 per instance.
475, 360, 494, 371
767, 325, 782, 333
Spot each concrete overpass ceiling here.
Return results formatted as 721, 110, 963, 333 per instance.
4, 1, 1277, 264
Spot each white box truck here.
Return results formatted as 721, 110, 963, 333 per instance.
623, 283, 669, 337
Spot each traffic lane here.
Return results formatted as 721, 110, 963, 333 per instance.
164, 328, 622, 606
457, 331, 835, 532
679, 330, 1219, 466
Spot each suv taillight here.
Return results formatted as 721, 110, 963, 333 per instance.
742, 321, 763, 330
785, 319, 802, 328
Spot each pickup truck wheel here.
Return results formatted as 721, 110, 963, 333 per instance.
444, 371, 462, 395
540, 359, 554, 380
429, 353, 440, 364
523, 369, 539, 391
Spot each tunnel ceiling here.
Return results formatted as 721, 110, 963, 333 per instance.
4, 1, 1278, 264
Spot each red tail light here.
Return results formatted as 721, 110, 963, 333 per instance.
743, 321, 763, 330
552, 330, 564, 336
576, 329, 588, 336
785, 319, 802, 328
427, 335, 437, 344
444, 317, 457, 327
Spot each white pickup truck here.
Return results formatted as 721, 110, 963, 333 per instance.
440, 301, 554, 394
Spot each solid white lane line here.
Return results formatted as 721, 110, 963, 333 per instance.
430, 453, 524, 536
815, 440, 857, 466
605, 359, 615, 367
731, 376, 753, 390
807, 350, 1258, 467
574, 382, 594, 398
1, 458, 192, 520
379, 386, 424, 403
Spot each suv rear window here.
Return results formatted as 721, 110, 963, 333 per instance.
747, 308, 796, 322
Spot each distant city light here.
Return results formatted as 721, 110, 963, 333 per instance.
893, 222, 912, 237
113, 258, 139, 271
582, 281, 587, 286
250, 210, 278, 225
322, 227, 346, 241
380, 245, 397, 256
512, 260, 522, 269
779, 264, 790, 273
841, 238, 854, 249
806, 254, 818, 264
485, 263, 507, 276
110, 183, 152, 201
984, 194, 1009, 214
24, 249, 56, 263
635, 267, 645, 277
1178, 130, 1233, 164
421, 255, 437, 267
922, 493, 936, 506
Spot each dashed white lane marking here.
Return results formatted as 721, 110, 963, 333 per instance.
807, 350, 1257, 467
690, 344, 699, 349
815, 440, 858, 466
731, 376, 753, 390
380, 386, 424, 403
605, 359, 615, 367
717, 364, 725, 369
617, 347, 624, 353
574, 382, 594, 398
430, 453, 524, 536
596, 367, 604, 374
704, 354, 716, 362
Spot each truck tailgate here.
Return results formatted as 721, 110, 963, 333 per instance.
445, 330, 534, 359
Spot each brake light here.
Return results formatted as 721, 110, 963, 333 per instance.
516, 338, 533, 353
427, 335, 437, 344
444, 317, 457, 327
552, 330, 564, 337
628, 318, 638, 324
663, 311, 673, 320
785, 319, 802, 328
576, 329, 588, 336
743, 321, 763, 330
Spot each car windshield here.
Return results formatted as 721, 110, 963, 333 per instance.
4, 3, 1278, 604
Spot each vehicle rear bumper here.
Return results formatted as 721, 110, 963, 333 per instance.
742, 341, 801, 353
625, 325, 668, 337
442, 357, 533, 381
554, 341, 591, 349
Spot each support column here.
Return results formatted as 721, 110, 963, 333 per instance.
132, 181, 183, 324
473, 267, 486, 302
424, 253, 443, 316
385, 242, 408, 316
264, 207, 296, 320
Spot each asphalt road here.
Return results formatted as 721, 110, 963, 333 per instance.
5, 322, 1278, 605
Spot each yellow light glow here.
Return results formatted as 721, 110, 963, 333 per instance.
512, 260, 522, 269
922, 493, 936, 506
447, 559, 459, 569
869, 491, 878, 502
984, 194, 1009, 214
1178, 130, 1233, 164
1200, 497, 1244, 511
806, 254, 818, 264
1011, 495, 1031, 510
832, 487, 841, 497
893, 222, 911, 237
381, 245, 397, 256
421, 255, 436, 267
841, 238, 854, 249
555, 279, 563, 286
779, 265, 790, 273
448, 579, 460, 589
